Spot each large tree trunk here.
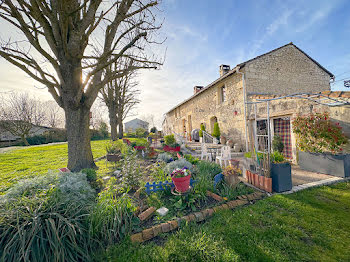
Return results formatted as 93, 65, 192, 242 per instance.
65, 105, 96, 172
108, 106, 118, 141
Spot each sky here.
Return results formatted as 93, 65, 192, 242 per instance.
0, 0, 349, 128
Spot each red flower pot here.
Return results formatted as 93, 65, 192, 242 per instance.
259, 175, 264, 190
264, 177, 272, 193
172, 174, 191, 193
247, 170, 251, 183
163, 145, 181, 152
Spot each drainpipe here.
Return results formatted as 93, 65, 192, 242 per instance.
236, 67, 249, 152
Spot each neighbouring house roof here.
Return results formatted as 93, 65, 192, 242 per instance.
165, 42, 334, 114
124, 118, 149, 125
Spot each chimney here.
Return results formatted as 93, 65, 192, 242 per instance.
219, 64, 230, 77
193, 86, 203, 94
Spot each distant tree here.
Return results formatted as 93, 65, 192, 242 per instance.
44, 101, 64, 128
0, 0, 163, 171
100, 59, 140, 140
0, 93, 46, 145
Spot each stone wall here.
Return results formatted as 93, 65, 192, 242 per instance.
244, 44, 331, 96
164, 73, 246, 146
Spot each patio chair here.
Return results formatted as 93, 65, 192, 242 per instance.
200, 143, 212, 161
216, 146, 231, 167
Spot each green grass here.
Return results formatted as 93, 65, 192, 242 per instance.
0, 138, 148, 193
98, 182, 350, 262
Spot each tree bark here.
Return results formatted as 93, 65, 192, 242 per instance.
65, 105, 96, 172
118, 119, 123, 139
108, 106, 118, 141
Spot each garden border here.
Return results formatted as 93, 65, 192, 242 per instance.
130, 191, 266, 243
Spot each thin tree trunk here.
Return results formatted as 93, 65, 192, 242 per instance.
65, 106, 96, 171
21, 135, 29, 146
118, 119, 123, 139
108, 106, 118, 141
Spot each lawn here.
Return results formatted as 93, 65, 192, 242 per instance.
98, 181, 350, 262
0, 138, 145, 193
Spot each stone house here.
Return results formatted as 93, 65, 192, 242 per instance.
163, 43, 350, 161
124, 118, 149, 133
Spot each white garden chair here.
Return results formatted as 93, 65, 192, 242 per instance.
201, 143, 212, 161
216, 146, 231, 167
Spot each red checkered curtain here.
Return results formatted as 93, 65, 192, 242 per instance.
273, 118, 292, 159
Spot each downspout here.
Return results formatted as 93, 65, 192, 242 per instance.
236, 66, 249, 152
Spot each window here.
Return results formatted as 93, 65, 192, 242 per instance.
221, 86, 226, 103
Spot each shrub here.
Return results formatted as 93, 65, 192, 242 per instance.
135, 128, 147, 138
184, 154, 199, 165
164, 134, 176, 146
212, 122, 221, 139
244, 152, 252, 158
165, 158, 193, 175
157, 152, 174, 163
150, 162, 170, 181
81, 168, 103, 192
0, 172, 95, 262
293, 112, 348, 153
199, 124, 205, 137
99, 121, 109, 138
194, 161, 221, 196
120, 152, 142, 190
89, 190, 137, 247
106, 140, 128, 155
272, 135, 284, 153
150, 126, 157, 133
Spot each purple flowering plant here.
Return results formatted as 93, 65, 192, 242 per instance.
171, 167, 191, 178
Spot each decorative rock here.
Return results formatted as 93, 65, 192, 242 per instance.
194, 212, 204, 222
138, 207, 156, 221
142, 228, 154, 241
207, 208, 214, 216
130, 233, 143, 243
102, 176, 111, 181
161, 222, 171, 233
113, 170, 122, 178
206, 191, 224, 202
181, 215, 190, 222
156, 207, 169, 216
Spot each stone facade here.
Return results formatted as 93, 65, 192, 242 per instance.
163, 43, 339, 154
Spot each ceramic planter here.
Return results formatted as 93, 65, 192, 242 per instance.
298, 151, 350, 178
224, 173, 240, 188
172, 174, 191, 193
163, 145, 181, 152
270, 162, 292, 192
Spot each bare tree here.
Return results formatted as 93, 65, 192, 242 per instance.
0, 93, 46, 145
44, 101, 64, 128
90, 102, 108, 130
100, 59, 140, 140
0, 0, 163, 171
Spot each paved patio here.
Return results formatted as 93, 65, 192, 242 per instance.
291, 164, 334, 186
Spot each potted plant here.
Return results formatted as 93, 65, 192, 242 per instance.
171, 167, 191, 193
220, 135, 227, 145
293, 112, 349, 177
199, 124, 205, 143
212, 122, 220, 144
163, 134, 181, 152
270, 151, 292, 192
106, 142, 122, 162
222, 165, 241, 188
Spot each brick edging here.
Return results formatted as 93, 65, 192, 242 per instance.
130, 191, 266, 243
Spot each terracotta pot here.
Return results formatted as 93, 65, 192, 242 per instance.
264, 177, 272, 193
259, 175, 264, 190
172, 174, 191, 193
247, 170, 251, 183
252, 173, 257, 187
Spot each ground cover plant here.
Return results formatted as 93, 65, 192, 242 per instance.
98, 181, 350, 262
